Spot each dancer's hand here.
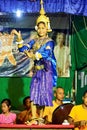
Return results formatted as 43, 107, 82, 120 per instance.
11, 29, 22, 41
24, 50, 35, 59
11, 29, 19, 35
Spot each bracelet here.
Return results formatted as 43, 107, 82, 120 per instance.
16, 40, 24, 44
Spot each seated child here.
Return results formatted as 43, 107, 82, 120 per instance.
0, 98, 16, 124
17, 96, 32, 124
17, 96, 40, 124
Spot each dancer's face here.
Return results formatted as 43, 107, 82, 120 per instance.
37, 22, 47, 38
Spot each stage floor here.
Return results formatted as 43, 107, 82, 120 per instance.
0, 124, 74, 130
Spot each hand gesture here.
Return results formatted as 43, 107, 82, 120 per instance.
11, 29, 22, 41
24, 50, 34, 59
80, 120, 87, 127
11, 29, 19, 35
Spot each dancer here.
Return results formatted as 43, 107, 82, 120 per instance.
13, 0, 57, 124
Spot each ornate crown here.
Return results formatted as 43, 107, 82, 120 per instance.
35, 0, 52, 32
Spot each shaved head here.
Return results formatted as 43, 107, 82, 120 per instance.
55, 87, 64, 101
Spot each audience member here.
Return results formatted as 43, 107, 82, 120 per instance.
17, 96, 39, 124
43, 87, 64, 123
0, 98, 16, 124
68, 90, 87, 130
17, 96, 32, 124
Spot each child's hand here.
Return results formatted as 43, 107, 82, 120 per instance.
80, 120, 87, 127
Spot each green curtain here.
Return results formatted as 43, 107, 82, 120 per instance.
0, 77, 31, 110
71, 16, 87, 70
76, 69, 87, 104
70, 15, 87, 104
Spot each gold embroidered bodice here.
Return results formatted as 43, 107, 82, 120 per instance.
32, 37, 51, 52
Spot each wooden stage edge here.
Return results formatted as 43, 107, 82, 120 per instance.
0, 124, 74, 129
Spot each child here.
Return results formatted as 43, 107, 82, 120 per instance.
0, 99, 16, 124
17, 96, 40, 124
17, 96, 32, 124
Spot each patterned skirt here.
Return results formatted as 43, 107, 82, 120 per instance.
30, 61, 53, 106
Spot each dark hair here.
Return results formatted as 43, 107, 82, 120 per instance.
37, 21, 46, 27
83, 90, 87, 97
1, 98, 11, 107
52, 32, 66, 46
23, 96, 30, 105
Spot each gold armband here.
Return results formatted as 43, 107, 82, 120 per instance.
18, 43, 23, 48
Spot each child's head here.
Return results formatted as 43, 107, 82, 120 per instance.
54, 87, 65, 101
82, 90, 87, 106
23, 96, 31, 109
1, 99, 11, 113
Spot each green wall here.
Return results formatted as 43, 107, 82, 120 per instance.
0, 76, 74, 111
0, 77, 31, 111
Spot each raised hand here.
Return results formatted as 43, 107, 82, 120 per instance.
11, 29, 19, 36
11, 29, 22, 41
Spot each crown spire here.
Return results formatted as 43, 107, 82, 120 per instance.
35, 0, 52, 32
40, 0, 45, 15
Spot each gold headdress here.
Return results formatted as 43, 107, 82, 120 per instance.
35, 0, 52, 32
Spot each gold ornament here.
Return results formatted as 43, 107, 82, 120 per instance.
35, 0, 52, 32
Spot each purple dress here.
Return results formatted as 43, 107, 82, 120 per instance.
19, 38, 57, 106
